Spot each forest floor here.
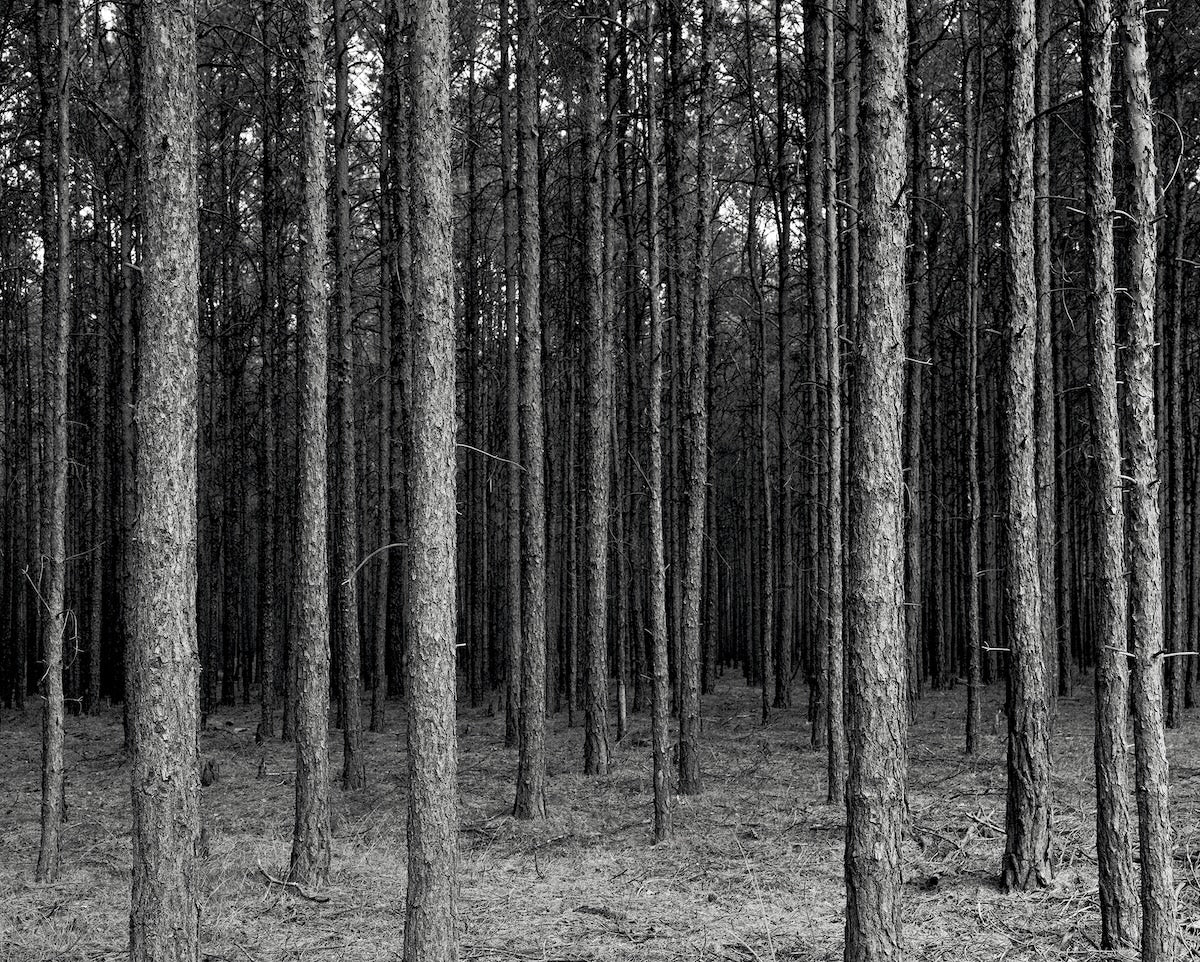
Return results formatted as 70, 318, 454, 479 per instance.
2, 678, 1199, 961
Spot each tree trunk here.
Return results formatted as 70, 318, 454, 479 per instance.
679, 0, 714, 798
1119, 4, 1179, 955
129, 0, 201, 953
1000, 0, 1053, 893
405, 0, 460, 953
1033, 0, 1058, 721
773, 0, 794, 714
645, 0, 673, 841
290, 0, 333, 886
499, 0, 522, 751
1081, 0, 1137, 942
513, 0, 547, 820
34, 0, 70, 884
844, 0, 908, 954
581, 0, 612, 776
823, 0, 844, 806
961, 0, 982, 755
332, 0, 364, 791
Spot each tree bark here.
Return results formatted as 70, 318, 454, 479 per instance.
1120, 3, 1179, 954
332, 0, 364, 792
823, 0, 844, 806
290, 0, 333, 886
1033, 0, 1058, 720
679, 0, 714, 798
961, 0, 982, 755
645, 0, 673, 841
1000, 0, 1053, 893
500, 0, 522, 751
405, 0, 460, 953
844, 0, 908, 954
129, 0, 201, 954
581, 0, 612, 776
1081, 0, 1137, 942
513, 0, 548, 820
34, 0, 70, 884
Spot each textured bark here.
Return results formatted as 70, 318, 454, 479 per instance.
1165, 159, 1187, 730
961, 0, 982, 755
581, 0, 611, 776
290, 0, 333, 887
258, 0, 280, 740
1081, 1, 1137, 942
372, 0, 396, 736
1033, 0, 1058, 719
901, 0, 928, 714
118, 84, 135, 748
500, 0, 521, 752
35, 0, 70, 884
822, 0, 844, 806
1119, 4, 1179, 955
679, 0, 713, 799
405, 0, 460, 954
845, 0, 908, 954
513, 0, 547, 820
646, 0, 673, 840
332, 0, 364, 792
129, 0, 201, 956
773, 0, 793, 713
803, 0, 827, 742
1000, 0, 1053, 893
752, 193, 774, 728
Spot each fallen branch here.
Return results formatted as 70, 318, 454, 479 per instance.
256, 864, 331, 903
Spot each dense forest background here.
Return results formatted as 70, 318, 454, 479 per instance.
1, 0, 1199, 958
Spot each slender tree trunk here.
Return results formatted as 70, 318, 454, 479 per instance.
513, 0, 547, 820
290, 0, 333, 886
405, 0, 459, 953
371, 0, 397, 736
1000, 0, 1053, 893
581, 0, 611, 776
332, 0, 364, 791
823, 0, 844, 805
35, 0, 70, 883
645, 0, 672, 841
1120, 4, 1179, 955
1033, 0, 1058, 722
1081, 0, 1137, 942
902, 0, 928, 714
773, 0, 794, 713
258, 0, 280, 740
129, 0, 201, 954
679, 0, 714, 798
961, 0, 982, 755
844, 0, 908, 954
499, 0, 522, 751
750, 189, 774, 728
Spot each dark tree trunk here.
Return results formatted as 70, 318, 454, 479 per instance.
513, 0, 547, 820
679, 0, 713, 798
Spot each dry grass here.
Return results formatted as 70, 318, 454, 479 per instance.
1, 679, 1198, 961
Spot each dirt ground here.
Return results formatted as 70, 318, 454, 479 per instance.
1, 678, 1198, 961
